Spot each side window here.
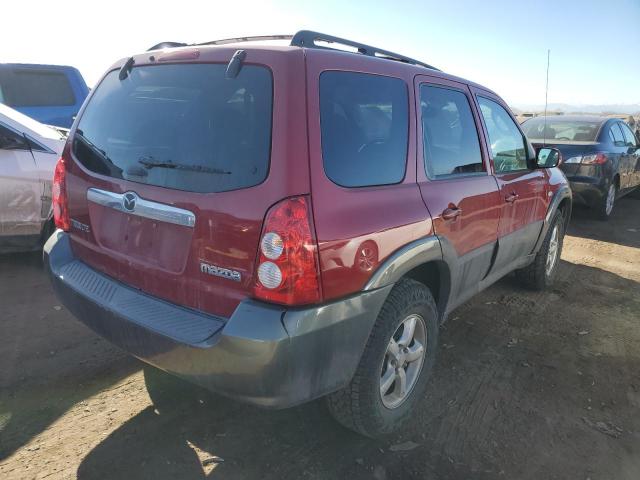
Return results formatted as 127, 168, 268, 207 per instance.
609, 123, 626, 147
419, 85, 483, 178
0, 124, 28, 151
477, 97, 528, 173
619, 123, 638, 147
319, 72, 408, 187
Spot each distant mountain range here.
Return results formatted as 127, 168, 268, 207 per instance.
511, 103, 640, 115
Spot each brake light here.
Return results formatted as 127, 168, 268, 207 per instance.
581, 153, 608, 165
52, 156, 70, 231
254, 196, 321, 306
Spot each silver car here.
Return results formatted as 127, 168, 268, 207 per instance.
0, 103, 65, 252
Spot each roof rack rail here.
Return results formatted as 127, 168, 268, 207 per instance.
198, 35, 293, 46
146, 31, 440, 71
290, 30, 440, 71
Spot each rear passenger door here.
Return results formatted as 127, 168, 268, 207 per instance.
618, 122, 640, 190
607, 123, 628, 188
474, 94, 547, 274
415, 76, 501, 307
306, 54, 431, 301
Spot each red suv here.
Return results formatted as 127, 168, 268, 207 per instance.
46, 31, 571, 437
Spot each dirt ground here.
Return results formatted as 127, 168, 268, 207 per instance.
1, 196, 639, 480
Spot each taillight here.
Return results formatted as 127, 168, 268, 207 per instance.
254, 196, 322, 306
581, 153, 608, 165
52, 156, 70, 231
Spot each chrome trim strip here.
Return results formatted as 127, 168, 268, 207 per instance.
87, 188, 196, 228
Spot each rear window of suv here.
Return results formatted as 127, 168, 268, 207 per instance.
320, 72, 408, 187
74, 64, 273, 193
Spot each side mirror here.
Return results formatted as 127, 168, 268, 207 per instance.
536, 147, 561, 168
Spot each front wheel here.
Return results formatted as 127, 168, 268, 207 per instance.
516, 210, 565, 290
326, 278, 439, 438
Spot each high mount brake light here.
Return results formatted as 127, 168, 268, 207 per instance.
253, 196, 321, 306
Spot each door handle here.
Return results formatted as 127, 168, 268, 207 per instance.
442, 206, 462, 220
505, 192, 519, 203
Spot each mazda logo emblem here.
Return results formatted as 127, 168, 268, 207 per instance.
122, 192, 138, 212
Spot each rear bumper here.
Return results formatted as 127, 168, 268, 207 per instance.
566, 176, 607, 207
45, 231, 391, 408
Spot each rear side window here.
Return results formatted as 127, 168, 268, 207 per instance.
609, 123, 625, 146
420, 85, 484, 178
320, 72, 408, 187
0, 124, 29, 151
619, 122, 638, 146
74, 64, 273, 193
0, 69, 75, 107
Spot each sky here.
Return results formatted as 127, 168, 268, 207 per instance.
2, 0, 639, 108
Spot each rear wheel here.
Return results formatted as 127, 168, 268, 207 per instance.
516, 210, 565, 290
326, 278, 438, 438
595, 182, 617, 220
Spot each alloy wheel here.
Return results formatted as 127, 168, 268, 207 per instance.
605, 184, 615, 216
545, 225, 560, 276
379, 314, 427, 409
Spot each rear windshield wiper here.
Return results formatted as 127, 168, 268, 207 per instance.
138, 157, 231, 175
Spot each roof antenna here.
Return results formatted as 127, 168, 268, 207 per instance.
543, 49, 550, 147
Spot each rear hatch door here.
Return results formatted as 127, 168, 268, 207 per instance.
65, 48, 308, 319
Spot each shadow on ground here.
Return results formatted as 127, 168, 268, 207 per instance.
76, 260, 640, 480
0, 252, 138, 460
568, 195, 640, 249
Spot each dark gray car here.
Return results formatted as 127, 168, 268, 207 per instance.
523, 115, 640, 219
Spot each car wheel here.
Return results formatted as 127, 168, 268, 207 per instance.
596, 182, 617, 220
516, 210, 565, 290
326, 278, 438, 438
40, 219, 55, 245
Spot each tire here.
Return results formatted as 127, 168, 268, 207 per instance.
516, 210, 565, 290
40, 219, 55, 245
595, 181, 617, 220
326, 278, 439, 438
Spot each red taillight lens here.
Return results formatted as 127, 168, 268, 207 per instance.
52, 156, 70, 231
581, 153, 608, 165
254, 196, 321, 306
